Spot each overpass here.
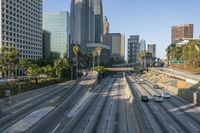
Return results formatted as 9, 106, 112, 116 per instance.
106, 67, 134, 72
112, 63, 140, 67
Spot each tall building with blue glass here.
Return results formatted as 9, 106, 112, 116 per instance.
43, 12, 70, 59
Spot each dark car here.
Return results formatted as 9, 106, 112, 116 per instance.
153, 85, 160, 89
141, 96, 149, 102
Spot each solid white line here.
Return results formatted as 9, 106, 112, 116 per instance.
67, 92, 92, 117
188, 122, 199, 131
153, 105, 158, 110
49, 96, 60, 103
170, 124, 179, 133
165, 103, 172, 109
5, 98, 33, 110
12, 104, 31, 114
51, 123, 60, 133
0, 115, 10, 121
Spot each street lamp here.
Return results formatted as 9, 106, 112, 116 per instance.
96, 47, 102, 66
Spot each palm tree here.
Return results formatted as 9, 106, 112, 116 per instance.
54, 58, 70, 80
73, 45, 80, 80
95, 47, 103, 66
139, 50, 147, 68
92, 50, 97, 71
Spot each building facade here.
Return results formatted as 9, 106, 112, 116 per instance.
147, 44, 156, 58
103, 16, 109, 35
70, 0, 95, 55
70, 0, 103, 55
128, 35, 140, 63
87, 43, 111, 65
104, 33, 125, 63
140, 39, 146, 52
92, 0, 103, 43
0, 0, 43, 59
43, 12, 70, 59
43, 30, 51, 60
171, 24, 193, 44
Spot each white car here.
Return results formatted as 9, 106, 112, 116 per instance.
162, 92, 171, 98
154, 95, 163, 102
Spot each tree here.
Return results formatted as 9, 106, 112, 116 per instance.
182, 40, 200, 67
0, 47, 21, 79
167, 40, 200, 69
27, 64, 39, 77
166, 44, 176, 66
139, 50, 147, 68
54, 58, 71, 80
92, 50, 97, 71
43, 65, 55, 78
95, 47, 103, 66
73, 45, 80, 79
19, 59, 36, 76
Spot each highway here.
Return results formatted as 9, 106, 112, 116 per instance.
29, 75, 140, 133
0, 81, 76, 132
60, 75, 139, 133
126, 73, 200, 133
0, 72, 97, 133
0, 72, 200, 133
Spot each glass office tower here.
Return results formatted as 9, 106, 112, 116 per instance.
43, 12, 70, 59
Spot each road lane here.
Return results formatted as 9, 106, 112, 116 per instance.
128, 75, 185, 133
30, 74, 99, 133
61, 75, 140, 133
129, 73, 200, 133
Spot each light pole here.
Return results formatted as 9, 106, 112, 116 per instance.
92, 50, 97, 71
73, 44, 80, 80
71, 65, 73, 80
96, 47, 102, 66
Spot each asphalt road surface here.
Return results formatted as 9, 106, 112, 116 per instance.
1, 72, 200, 133
126, 73, 200, 133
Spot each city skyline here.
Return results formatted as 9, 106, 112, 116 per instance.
43, 0, 200, 59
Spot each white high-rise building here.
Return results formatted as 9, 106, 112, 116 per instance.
0, 0, 43, 59
140, 39, 146, 52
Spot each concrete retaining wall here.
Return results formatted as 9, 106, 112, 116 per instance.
193, 91, 200, 105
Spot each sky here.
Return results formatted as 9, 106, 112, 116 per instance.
43, 0, 200, 59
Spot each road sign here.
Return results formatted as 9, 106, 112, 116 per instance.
171, 59, 184, 64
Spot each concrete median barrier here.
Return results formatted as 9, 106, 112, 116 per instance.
124, 76, 154, 133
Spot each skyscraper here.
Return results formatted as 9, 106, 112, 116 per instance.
70, 0, 103, 55
43, 12, 70, 59
171, 24, 193, 44
103, 16, 109, 35
104, 33, 125, 62
70, 0, 94, 55
0, 0, 43, 59
140, 39, 146, 52
92, 0, 103, 43
148, 44, 156, 58
128, 35, 140, 63
43, 30, 51, 60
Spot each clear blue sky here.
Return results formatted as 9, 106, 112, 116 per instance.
43, 0, 200, 59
